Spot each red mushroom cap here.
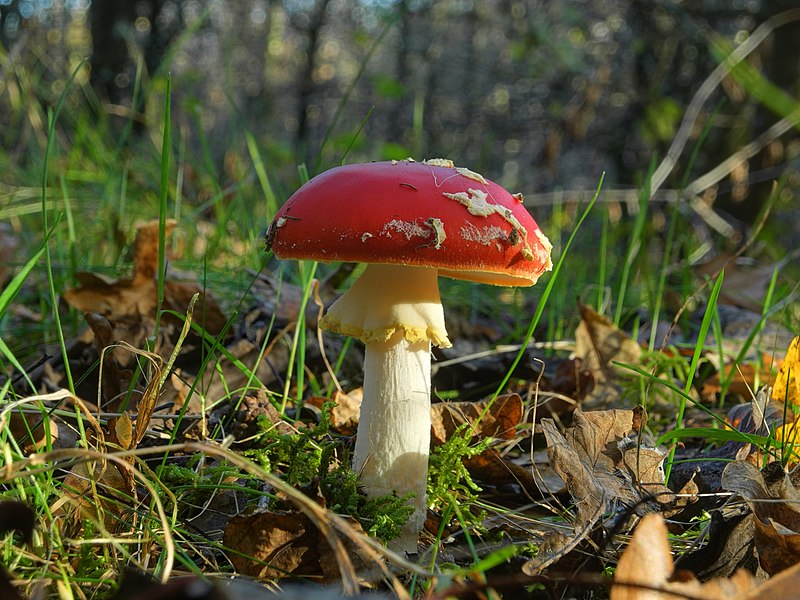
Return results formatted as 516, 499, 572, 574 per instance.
267, 159, 552, 286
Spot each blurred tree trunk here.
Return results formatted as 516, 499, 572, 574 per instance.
294, 0, 332, 166
236, 1, 271, 123
89, 0, 179, 132
89, 0, 137, 106
0, 0, 21, 51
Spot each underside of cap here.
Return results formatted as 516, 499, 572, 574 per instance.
268, 159, 552, 287
319, 263, 451, 348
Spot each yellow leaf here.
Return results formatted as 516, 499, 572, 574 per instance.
772, 336, 800, 406
775, 421, 800, 443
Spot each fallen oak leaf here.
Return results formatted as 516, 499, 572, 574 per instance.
224, 509, 325, 579
528, 408, 690, 575
223, 508, 375, 582
611, 513, 757, 600
738, 560, 800, 600
574, 302, 641, 388
430, 393, 523, 445
55, 459, 134, 537
307, 391, 524, 443
611, 512, 673, 600
722, 460, 800, 575
681, 507, 759, 580
306, 389, 363, 436
64, 219, 227, 335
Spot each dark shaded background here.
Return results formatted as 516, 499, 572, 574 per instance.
1, 0, 799, 228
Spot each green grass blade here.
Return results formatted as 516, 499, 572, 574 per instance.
660, 427, 769, 446
153, 75, 172, 341
596, 204, 609, 311
490, 173, 605, 405
0, 241, 47, 318
245, 129, 279, 218
614, 164, 652, 325
41, 60, 86, 395
0, 229, 59, 392
664, 270, 725, 480
279, 260, 318, 416
710, 33, 800, 122
617, 361, 734, 436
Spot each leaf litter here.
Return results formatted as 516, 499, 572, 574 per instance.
3, 218, 800, 599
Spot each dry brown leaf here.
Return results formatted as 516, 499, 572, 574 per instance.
223, 509, 373, 581
224, 509, 324, 579
131, 218, 173, 283
611, 513, 758, 600
754, 516, 800, 576
430, 393, 523, 445
8, 410, 58, 453
306, 389, 363, 435
682, 508, 758, 581
542, 408, 674, 527
110, 413, 133, 450
307, 391, 524, 444
722, 460, 800, 575
220, 388, 295, 444
612, 513, 673, 600
84, 312, 139, 409
132, 352, 164, 448
528, 408, 682, 575
702, 355, 779, 401
574, 302, 645, 407
739, 561, 800, 600
64, 219, 227, 335
574, 302, 642, 387
55, 460, 134, 537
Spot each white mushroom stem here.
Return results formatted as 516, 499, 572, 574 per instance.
357, 333, 431, 552
320, 263, 450, 553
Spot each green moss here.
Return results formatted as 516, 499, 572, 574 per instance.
428, 424, 490, 529
242, 401, 413, 543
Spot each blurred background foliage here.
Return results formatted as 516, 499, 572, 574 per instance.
0, 0, 799, 251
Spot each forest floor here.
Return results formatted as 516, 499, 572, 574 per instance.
2, 180, 800, 599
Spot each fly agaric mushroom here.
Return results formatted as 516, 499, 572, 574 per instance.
266, 158, 552, 552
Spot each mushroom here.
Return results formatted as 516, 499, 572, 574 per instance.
266, 158, 552, 552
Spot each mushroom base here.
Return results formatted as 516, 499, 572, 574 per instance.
355, 332, 432, 554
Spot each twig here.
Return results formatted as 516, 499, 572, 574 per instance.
649, 8, 800, 197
